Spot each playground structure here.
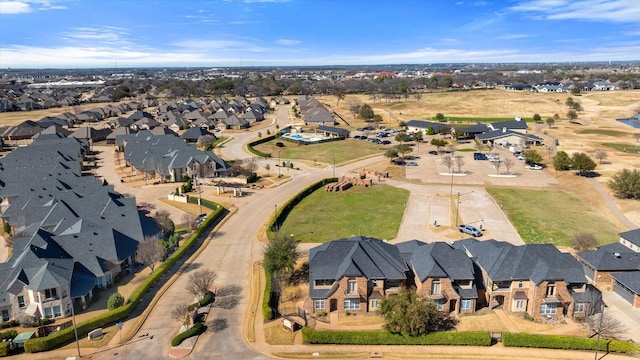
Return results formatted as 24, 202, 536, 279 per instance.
325, 174, 373, 192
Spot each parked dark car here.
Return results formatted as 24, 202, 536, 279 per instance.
428, 150, 438, 155
473, 152, 488, 160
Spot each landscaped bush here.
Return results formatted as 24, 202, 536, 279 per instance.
0, 341, 10, 357
0, 330, 17, 342
188, 290, 214, 311
25, 205, 227, 353
502, 333, 640, 354
301, 328, 492, 346
171, 322, 205, 346
107, 293, 125, 310
262, 268, 274, 321
187, 196, 219, 211
247, 134, 277, 158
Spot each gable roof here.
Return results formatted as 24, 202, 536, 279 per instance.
611, 271, 640, 295
620, 228, 640, 248
476, 129, 543, 142
453, 239, 587, 285
577, 242, 640, 271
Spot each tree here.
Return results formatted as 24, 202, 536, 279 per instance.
395, 132, 410, 143
395, 144, 413, 160
155, 210, 175, 240
454, 155, 465, 173
502, 157, 514, 175
426, 126, 435, 135
608, 168, 640, 199
348, 98, 362, 118
107, 293, 125, 310
533, 113, 541, 122
434, 113, 445, 121
446, 144, 456, 156
554, 113, 560, 121
572, 233, 598, 252
263, 234, 300, 278
571, 102, 583, 112
186, 269, 217, 301
378, 288, 458, 336
412, 131, 423, 143
265, 163, 271, 175
553, 151, 572, 170
359, 104, 374, 121
197, 134, 216, 150
571, 152, 596, 175
570, 86, 582, 95
593, 150, 607, 164
565, 97, 574, 108
385, 148, 399, 161
588, 311, 627, 340
441, 154, 453, 173
523, 150, 543, 164
171, 304, 191, 325
567, 110, 578, 121
430, 138, 447, 153
493, 160, 502, 175
414, 93, 422, 102
333, 87, 346, 106
545, 117, 555, 128
137, 236, 164, 272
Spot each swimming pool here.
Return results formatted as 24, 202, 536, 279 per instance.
282, 133, 326, 143
617, 119, 640, 129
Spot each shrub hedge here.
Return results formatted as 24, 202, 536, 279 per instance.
268, 178, 337, 236
187, 196, 219, 211
262, 268, 274, 321
24, 205, 226, 353
502, 333, 640, 354
247, 134, 277, 158
188, 291, 214, 311
0, 342, 9, 357
0, 330, 17, 342
301, 328, 492, 346
171, 322, 205, 346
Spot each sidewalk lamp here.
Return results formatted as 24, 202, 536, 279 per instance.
116, 321, 124, 343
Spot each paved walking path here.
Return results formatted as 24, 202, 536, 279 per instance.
587, 177, 638, 229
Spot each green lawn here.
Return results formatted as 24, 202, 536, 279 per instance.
486, 188, 618, 246
602, 142, 640, 154
253, 138, 387, 164
278, 185, 409, 243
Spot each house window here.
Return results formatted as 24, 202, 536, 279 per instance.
515, 300, 525, 310
44, 288, 57, 299
437, 300, 444, 311
540, 304, 557, 315
518, 281, 523, 288
461, 299, 472, 310
314, 279, 334, 288
17, 295, 25, 308
546, 283, 556, 297
371, 299, 380, 309
574, 303, 585, 313
431, 280, 441, 295
344, 299, 360, 310
315, 299, 325, 310
1, 310, 8, 322
53, 306, 62, 318
44, 307, 53, 319
347, 278, 357, 294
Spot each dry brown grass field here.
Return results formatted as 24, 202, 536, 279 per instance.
317, 89, 640, 226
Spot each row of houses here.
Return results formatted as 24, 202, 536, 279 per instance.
0, 136, 146, 323
505, 80, 616, 92
404, 117, 544, 148
309, 237, 601, 320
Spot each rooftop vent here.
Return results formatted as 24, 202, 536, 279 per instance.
613, 252, 621, 258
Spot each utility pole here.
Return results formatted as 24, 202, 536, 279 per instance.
70, 302, 81, 358
594, 304, 605, 360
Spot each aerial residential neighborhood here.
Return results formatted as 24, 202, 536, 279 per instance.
1, 1, 640, 359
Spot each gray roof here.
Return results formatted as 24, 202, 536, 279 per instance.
453, 239, 587, 285
476, 129, 543, 142
611, 271, 640, 294
405, 120, 450, 133
316, 125, 349, 137
180, 127, 214, 141
402, 241, 475, 282
309, 236, 409, 299
489, 119, 528, 130
620, 228, 640, 248
577, 242, 640, 271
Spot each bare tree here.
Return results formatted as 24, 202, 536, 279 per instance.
155, 210, 175, 240
594, 150, 608, 164
264, 163, 271, 175
588, 311, 627, 340
572, 233, 598, 252
441, 155, 453, 173
446, 144, 457, 156
187, 268, 217, 302
182, 213, 195, 231
171, 303, 191, 324
454, 155, 464, 173
245, 158, 258, 173
493, 160, 502, 175
502, 157, 514, 175
137, 236, 164, 272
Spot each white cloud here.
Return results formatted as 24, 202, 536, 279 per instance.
498, 34, 532, 39
275, 39, 300, 46
0, 0, 66, 14
61, 26, 134, 47
0, 1, 32, 13
511, 0, 640, 23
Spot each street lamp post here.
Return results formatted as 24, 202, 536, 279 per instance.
274, 204, 278, 232
278, 151, 281, 178
455, 191, 474, 226
70, 301, 81, 358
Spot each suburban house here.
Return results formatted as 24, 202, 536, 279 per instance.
0, 137, 145, 323
453, 239, 597, 319
575, 229, 640, 308
405, 120, 451, 135
308, 237, 480, 315
309, 237, 409, 314
295, 96, 338, 126
314, 125, 349, 139
475, 128, 544, 147
118, 131, 229, 182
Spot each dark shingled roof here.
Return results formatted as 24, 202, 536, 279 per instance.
453, 239, 587, 285
577, 242, 640, 271
611, 271, 640, 294
620, 228, 640, 248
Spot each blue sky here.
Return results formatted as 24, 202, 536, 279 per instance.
0, 0, 639, 68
